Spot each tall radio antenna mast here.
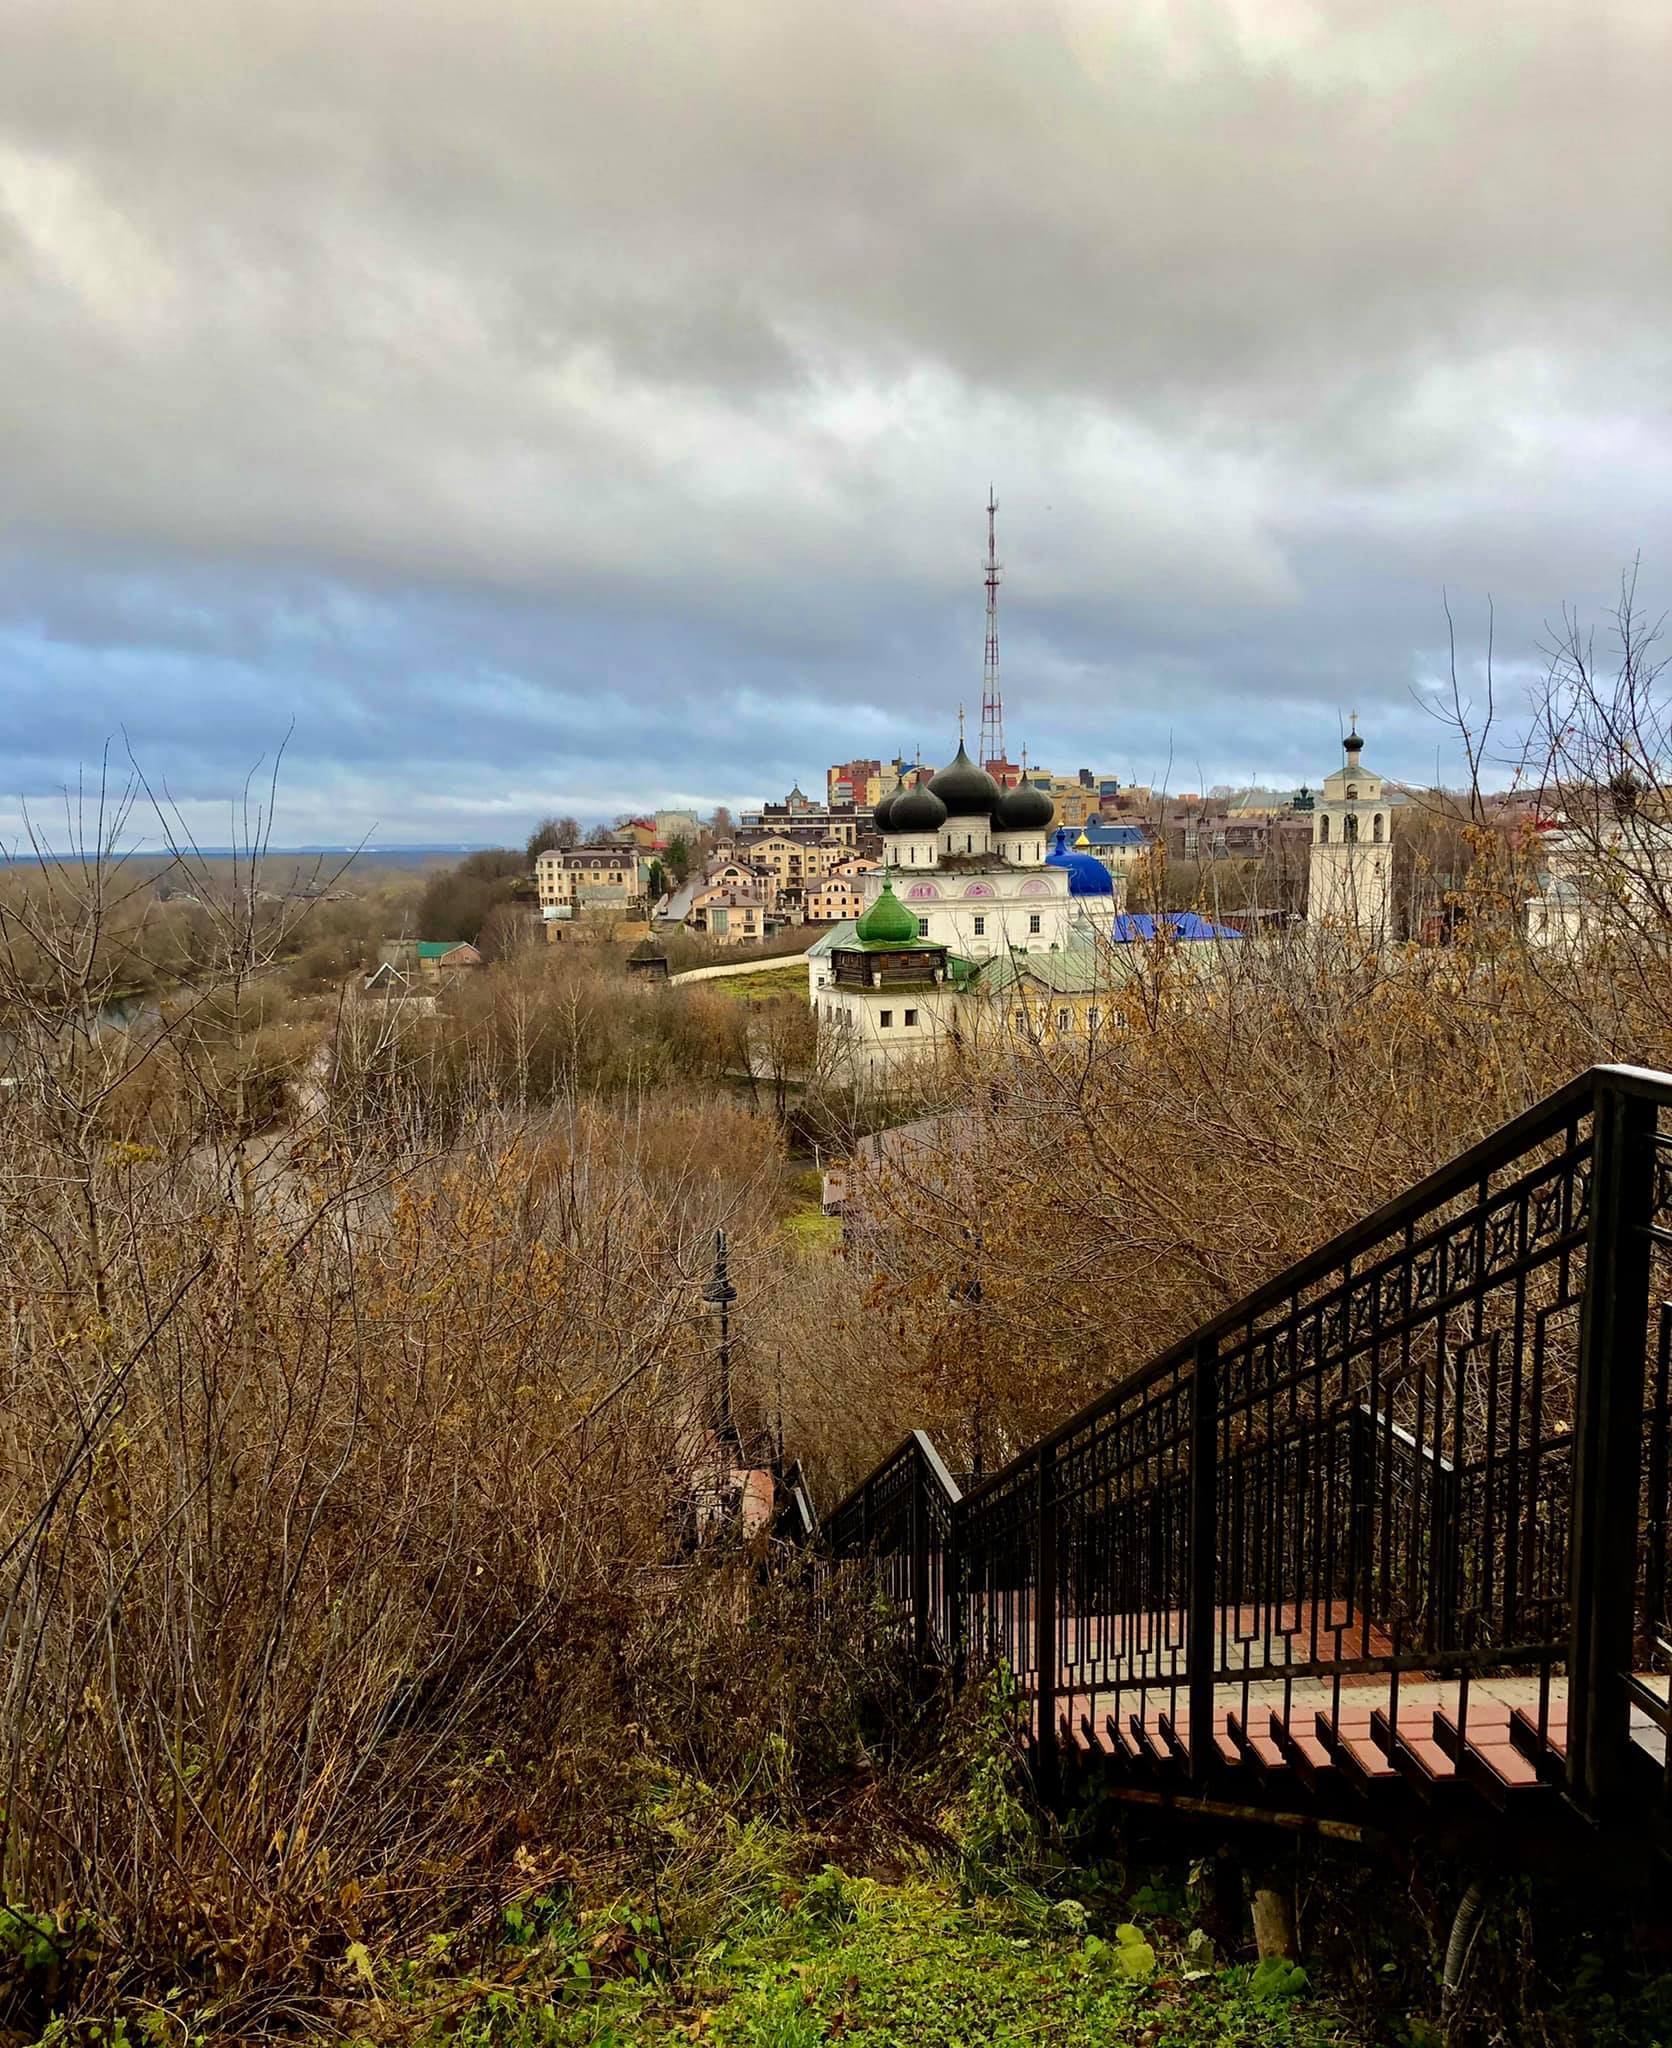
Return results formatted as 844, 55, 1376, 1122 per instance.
979, 488, 1005, 771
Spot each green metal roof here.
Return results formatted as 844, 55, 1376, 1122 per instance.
416, 940, 468, 959
853, 875, 922, 945
970, 937, 1104, 996
805, 920, 858, 957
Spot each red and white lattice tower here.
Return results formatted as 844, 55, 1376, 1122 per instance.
979, 488, 1006, 773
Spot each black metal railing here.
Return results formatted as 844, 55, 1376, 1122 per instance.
826, 1431, 963, 1661
825, 1065, 1672, 1827
777, 1460, 821, 1545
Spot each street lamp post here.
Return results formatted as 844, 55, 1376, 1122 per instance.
702, 1227, 740, 1456
950, 1271, 984, 1481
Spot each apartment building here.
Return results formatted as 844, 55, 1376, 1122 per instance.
1073, 819, 1153, 878
740, 832, 846, 900
739, 798, 867, 846
535, 846, 650, 918
691, 883, 768, 943
805, 872, 867, 923
827, 759, 884, 808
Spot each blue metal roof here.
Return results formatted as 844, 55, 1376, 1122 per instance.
1111, 912, 1244, 942
1076, 820, 1148, 847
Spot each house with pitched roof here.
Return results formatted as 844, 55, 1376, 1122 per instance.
364, 937, 482, 1000
691, 882, 770, 943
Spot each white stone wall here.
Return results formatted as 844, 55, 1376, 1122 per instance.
813, 983, 954, 1080
940, 815, 993, 859
1309, 840, 1392, 939
863, 869, 1072, 958
885, 831, 942, 872
1308, 761, 1394, 941
991, 831, 1052, 867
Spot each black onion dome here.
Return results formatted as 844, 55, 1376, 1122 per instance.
997, 780, 1054, 831
929, 741, 1002, 818
872, 773, 908, 832
891, 780, 948, 832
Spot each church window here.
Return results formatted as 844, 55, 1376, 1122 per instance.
1014, 1010, 1027, 1030
879, 1010, 893, 1028
1319, 815, 1330, 843
1088, 1007, 1101, 1030
1029, 913, 1041, 935
1373, 813, 1384, 843
1344, 813, 1359, 844
917, 918, 930, 937
966, 834, 973, 852
904, 1008, 917, 1027
1057, 1008, 1070, 1031
973, 915, 986, 936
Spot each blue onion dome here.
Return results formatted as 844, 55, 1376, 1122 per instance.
929, 740, 1002, 818
997, 779, 1054, 831
872, 773, 908, 832
891, 779, 948, 832
1046, 825, 1114, 898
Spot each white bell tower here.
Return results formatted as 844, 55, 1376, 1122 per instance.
1309, 716, 1396, 941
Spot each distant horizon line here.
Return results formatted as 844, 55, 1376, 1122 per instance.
0, 842, 495, 863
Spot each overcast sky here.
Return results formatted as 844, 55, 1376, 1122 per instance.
3, 0, 1670, 846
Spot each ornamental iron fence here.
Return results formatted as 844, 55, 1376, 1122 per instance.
825, 1065, 1672, 1826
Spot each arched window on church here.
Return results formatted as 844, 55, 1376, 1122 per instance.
1319, 815, 1330, 844
1372, 813, 1384, 843
1344, 813, 1359, 844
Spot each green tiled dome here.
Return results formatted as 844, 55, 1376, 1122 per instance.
854, 875, 920, 945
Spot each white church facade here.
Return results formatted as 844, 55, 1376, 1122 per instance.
863, 742, 1067, 959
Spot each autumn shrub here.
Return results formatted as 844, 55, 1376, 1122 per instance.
0, 1053, 837, 2030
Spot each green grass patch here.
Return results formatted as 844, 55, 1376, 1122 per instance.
371, 1866, 1345, 2047
702, 966, 810, 1002
781, 1201, 840, 1250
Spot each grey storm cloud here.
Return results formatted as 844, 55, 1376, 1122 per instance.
1, 0, 1670, 841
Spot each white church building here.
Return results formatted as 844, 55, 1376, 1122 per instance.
807, 731, 1107, 1078
807, 710, 1406, 1082
863, 740, 1068, 956
1308, 720, 1400, 942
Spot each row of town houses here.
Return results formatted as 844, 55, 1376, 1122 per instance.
534, 812, 886, 945
529, 753, 1672, 953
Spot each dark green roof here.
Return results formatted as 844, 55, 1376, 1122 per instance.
417, 940, 468, 959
